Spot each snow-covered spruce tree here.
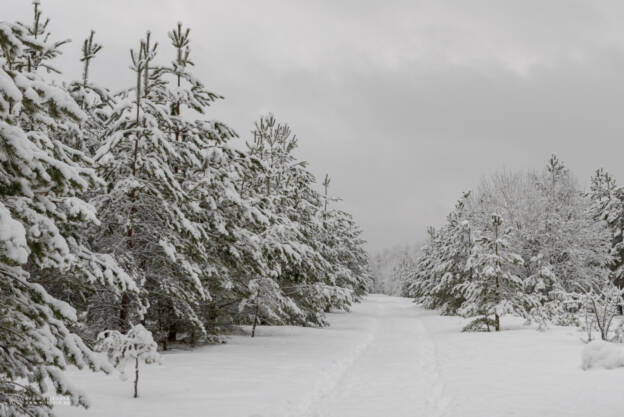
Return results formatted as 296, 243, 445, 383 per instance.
95, 324, 160, 398
0, 18, 135, 417
458, 214, 531, 331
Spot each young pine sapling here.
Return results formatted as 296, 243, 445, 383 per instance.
95, 324, 161, 398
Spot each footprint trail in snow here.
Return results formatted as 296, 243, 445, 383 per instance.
303, 295, 452, 417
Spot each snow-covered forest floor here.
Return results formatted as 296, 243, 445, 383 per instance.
57, 295, 623, 417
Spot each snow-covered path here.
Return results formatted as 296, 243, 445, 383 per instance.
59, 294, 624, 417
60, 295, 450, 417
306, 296, 450, 417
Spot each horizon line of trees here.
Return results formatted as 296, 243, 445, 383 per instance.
1, 3, 371, 416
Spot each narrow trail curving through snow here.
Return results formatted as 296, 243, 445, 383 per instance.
302, 295, 452, 417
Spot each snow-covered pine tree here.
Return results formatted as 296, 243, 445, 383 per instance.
94, 32, 212, 344
156, 23, 280, 341
12, 0, 69, 74
463, 157, 610, 325
318, 174, 371, 306
188, 143, 273, 339
391, 248, 415, 297
244, 114, 359, 326
589, 168, 617, 219
0, 17, 134, 417
531, 156, 610, 293
406, 227, 438, 303
67, 30, 113, 155
458, 214, 530, 331
241, 277, 301, 338
408, 193, 473, 314
408, 157, 612, 331
589, 168, 624, 292
322, 208, 372, 301
524, 253, 562, 329
433, 194, 474, 314
158, 24, 301, 342
241, 115, 321, 325
369, 244, 419, 296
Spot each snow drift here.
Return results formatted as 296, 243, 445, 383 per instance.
581, 340, 624, 370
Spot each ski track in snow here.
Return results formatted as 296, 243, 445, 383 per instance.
417, 319, 452, 417
289, 301, 382, 417
301, 296, 452, 417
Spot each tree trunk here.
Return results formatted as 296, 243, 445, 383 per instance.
119, 292, 129, 332
251, 301, 260, 338
121, 45, 143, 333
494, 219, 501, 332
167, 323, 177, 343
133, 357, 139, 398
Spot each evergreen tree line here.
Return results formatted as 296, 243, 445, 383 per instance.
401, 155, 624, 333
0, 4, 371, 416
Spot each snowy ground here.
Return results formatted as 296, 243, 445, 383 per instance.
59, 295, 623, 417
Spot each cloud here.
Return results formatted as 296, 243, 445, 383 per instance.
6, 0, 624, 250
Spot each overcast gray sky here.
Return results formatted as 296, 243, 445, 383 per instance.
7, 0, 624, 251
